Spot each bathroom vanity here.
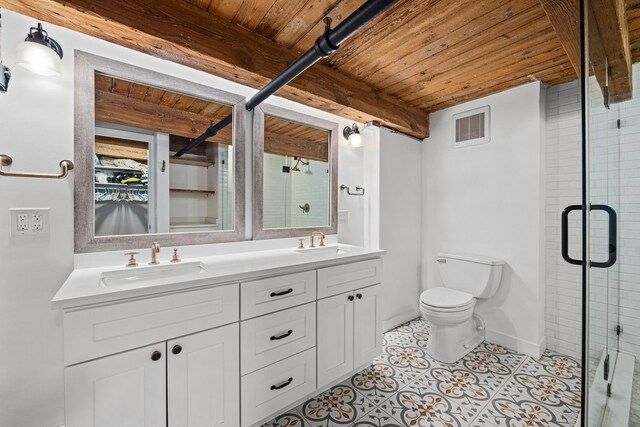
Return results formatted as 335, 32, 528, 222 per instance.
53, 245, 384, 427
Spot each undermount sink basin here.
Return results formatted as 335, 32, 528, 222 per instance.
295, 244, 348, 256
100, 262, 208, 288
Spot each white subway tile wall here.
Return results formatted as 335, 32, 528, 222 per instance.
545, 80, 583, 359
262, 154, 330, 229
546, 70, 640, 424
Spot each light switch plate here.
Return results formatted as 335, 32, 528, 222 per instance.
338, 210, 348, 226
10, 208, 50, 237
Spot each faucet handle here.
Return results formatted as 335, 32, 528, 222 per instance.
171, 248, 181, 263
125, 252, 139, 268
318, 234, 326, 247
298, 239, 305, 249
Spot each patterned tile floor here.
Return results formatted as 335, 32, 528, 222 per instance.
262, 318, 582, 427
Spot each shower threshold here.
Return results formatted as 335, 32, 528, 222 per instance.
588, 351, 635, 427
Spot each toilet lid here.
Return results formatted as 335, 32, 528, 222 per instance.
420, 287, 474, 308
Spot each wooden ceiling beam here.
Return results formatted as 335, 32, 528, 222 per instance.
96, 89, 328, 161
264, 133, 328, 162
95, 89, 233, 144
538, 0, 582, 78
0, 0, 429, 138
590, 0, 633, 102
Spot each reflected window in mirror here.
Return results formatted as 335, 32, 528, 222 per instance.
262, 115, 330, 229
93, 73, 235, 237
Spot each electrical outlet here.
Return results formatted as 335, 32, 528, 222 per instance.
32, 213, 43, 231
10, 208, 50, 237
17, 214, 29, 231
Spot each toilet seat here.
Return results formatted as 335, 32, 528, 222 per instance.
420, 287, 474, 311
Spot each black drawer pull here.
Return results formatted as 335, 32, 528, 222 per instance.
151, 351, 162, 361
270, 329, 293, 341
270, 288, 293, 297
270, 377, 293, 390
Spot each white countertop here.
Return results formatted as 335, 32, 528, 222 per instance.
53, 244, 385, 309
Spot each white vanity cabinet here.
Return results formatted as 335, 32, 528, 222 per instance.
65, 342, 167, 427
63, 284, 240, 427
57, 251, 384, 427
168, 325, 240, 427
65, 323, 239, 427
316, 260, 383, 389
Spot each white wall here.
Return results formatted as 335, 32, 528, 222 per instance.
422, 82, 547, 358
0, 9, 365, 427
364, 126, 422, 331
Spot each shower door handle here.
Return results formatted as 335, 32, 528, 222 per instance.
561, 204, 617, 268
561, 205, 582, 266
590, 204, 617, 268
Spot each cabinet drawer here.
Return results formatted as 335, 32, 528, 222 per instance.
241, 271, 316, 320
64, 284, 239, 366
241, 303, 316, 375
241, 348, 316, 427
317, 259, 382, 298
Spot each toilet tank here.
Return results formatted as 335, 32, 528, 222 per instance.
436, 252, 505, 299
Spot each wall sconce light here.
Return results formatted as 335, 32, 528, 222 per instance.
15, 23, 63, 76
343, 123, 363, 147
0, 23, 11, 93
0, 64, 10, 93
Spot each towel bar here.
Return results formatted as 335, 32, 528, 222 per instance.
340, 184, 365, 196
0, 154, 74, 179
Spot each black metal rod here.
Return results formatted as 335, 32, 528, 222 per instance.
174, 0, 397, 157
245, 48, 320, 111
174, 113, 233, 157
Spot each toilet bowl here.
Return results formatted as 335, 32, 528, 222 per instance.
420, 252, 504, 363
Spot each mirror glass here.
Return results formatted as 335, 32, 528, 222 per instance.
262, 115, 330, 229
93, 73, 234, 236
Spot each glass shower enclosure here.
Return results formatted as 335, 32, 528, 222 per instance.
573, 1, 640, 425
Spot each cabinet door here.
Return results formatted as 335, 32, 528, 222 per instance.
353, 284, 383, 367
168, 323, 240, 427
65, 343, 166, 427
317, 292, 354, 389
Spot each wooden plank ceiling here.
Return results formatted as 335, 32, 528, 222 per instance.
7, 0, 640, 136
184, 0, 578, 113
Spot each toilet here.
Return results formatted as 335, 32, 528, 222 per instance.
419, 252, 505, 363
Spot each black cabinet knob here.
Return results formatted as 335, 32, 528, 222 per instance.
151, 351, 162, 361
348, 295, 354, 301
356, 293, 362, 299
172, 345, 182, 355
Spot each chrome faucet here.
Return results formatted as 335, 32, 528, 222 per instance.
310, 231, 326, 248
149, 242, 161, 265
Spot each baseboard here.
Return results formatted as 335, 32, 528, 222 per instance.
485, 328, 546, 359
383, 309, 420, 333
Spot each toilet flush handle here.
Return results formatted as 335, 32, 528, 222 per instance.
436, 258, 446, 263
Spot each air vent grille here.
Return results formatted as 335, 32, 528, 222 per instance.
452, 106, 490, 147
455, 112, 485, 142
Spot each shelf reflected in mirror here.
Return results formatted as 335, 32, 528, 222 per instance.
93, 73, 234, 237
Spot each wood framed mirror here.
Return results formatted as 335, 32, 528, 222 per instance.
253, 104, 338, 240
74, 51, 246, 253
